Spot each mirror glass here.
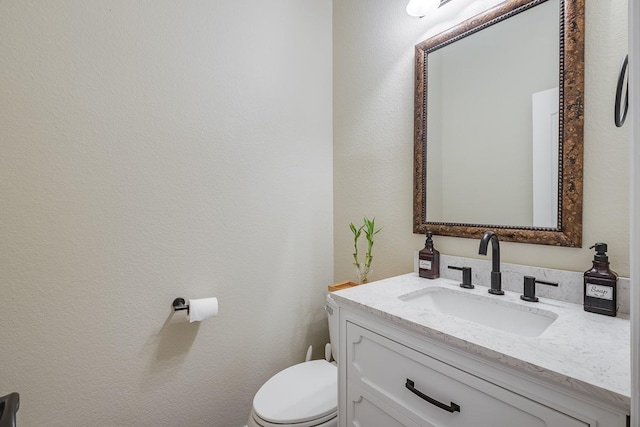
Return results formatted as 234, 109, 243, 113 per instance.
413, 0, 584, 247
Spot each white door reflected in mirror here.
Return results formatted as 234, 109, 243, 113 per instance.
532, 87, 559, 228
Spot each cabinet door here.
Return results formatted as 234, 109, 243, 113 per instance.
346, 322, 590, 427
347, 382, 423, 427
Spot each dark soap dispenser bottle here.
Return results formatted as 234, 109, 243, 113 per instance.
419, 231, 440, 279
584, 242, 618, 317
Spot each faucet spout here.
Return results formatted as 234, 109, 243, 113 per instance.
478, 231, 504, 295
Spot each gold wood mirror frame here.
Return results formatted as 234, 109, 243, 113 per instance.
413, 0, 584, 247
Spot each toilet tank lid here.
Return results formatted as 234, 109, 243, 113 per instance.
253, 360, 337, 424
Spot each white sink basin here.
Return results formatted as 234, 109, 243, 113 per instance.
398, 286, 558, 337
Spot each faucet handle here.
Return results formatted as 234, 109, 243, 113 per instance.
448, 266, 473, 289
520, 276, 558, 302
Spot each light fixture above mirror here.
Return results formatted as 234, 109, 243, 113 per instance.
406, 0, 452, 17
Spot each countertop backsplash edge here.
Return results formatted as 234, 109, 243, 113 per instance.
413, 252, 630, 314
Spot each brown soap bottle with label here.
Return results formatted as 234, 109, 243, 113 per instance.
584, 242, 618, 317
419, 231, 440, 279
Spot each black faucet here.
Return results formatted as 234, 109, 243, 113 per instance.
478, 231, 503, 295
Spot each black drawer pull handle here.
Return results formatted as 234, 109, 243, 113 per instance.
405, 379, 461, 413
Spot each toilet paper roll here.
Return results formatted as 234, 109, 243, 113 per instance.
188, 297, 218, 323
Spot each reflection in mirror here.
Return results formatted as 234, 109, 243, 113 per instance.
414, 0, 584, 247
426, 0, 559, 227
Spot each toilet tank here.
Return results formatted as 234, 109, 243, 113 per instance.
326, 294, 339, 362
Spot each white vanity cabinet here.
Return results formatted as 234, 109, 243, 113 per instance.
337, 307, 628, 427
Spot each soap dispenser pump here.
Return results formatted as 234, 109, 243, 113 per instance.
584, 242, 618, 317
419, 231, 440, 279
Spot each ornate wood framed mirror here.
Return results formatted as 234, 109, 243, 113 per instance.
413, 0, 584, 246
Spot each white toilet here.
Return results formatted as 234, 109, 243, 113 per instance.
247, 295, 339, 427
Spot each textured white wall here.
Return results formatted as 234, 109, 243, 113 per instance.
334, 0, 629, 283
0, 1, 332, 426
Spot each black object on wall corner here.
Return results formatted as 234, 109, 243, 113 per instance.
615, 54, 629, 127
0, 392, 19, 427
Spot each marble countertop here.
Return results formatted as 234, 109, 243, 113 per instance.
331, 273, 630, 411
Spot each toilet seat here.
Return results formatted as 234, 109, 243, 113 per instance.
252, 360, 337, 426
249, 408, 336, 427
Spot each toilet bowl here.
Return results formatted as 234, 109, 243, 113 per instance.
248, 295, 339, 427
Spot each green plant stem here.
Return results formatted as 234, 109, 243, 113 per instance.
349, 222, 363, 269
363, 217, 382, 268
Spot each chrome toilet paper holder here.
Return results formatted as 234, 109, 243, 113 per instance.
172, 298, 189, 313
